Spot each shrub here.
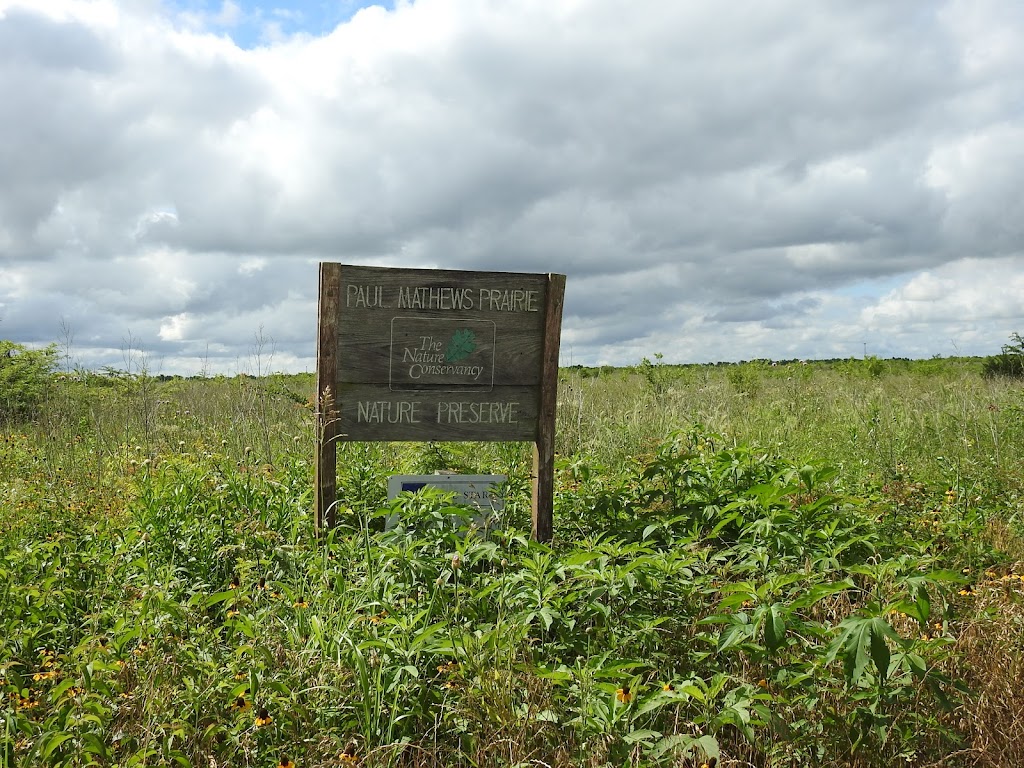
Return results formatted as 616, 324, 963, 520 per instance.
0, 340, 58, 421
637, 353, 674, 395
982, 332, 1024, 379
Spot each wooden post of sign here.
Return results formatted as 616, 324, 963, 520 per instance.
532, 273, 565, 543
315, 262, 341, 534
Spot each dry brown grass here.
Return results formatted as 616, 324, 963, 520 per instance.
942, 572, 1024, 767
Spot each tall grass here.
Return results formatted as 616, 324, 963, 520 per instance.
2, 359, 1024, 767
560, 359, 1024, 493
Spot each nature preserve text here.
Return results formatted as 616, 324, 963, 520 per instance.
356, 400, 520, 424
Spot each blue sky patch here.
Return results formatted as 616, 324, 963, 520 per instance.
165, 0, 396, 48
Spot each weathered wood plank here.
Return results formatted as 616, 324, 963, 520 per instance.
532, 273, 565, 543
314, 263, 342, 534
336, 383, 539, 441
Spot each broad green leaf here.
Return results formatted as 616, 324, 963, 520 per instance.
232, 615, 255, 639
81, 732, 109, 758
764, 603, 785, 652
535, 666, 572, 683
50, 678, 76, 701
693, 734, 720, 760
537, 607, 556, 631
869, 618, 891, 679
42, 732, 75, 759
914, 585, 931, 623
623, 729, 661, 745
829, 617, 873, 685
649, 734, 693, 759
408, 621, 447, 652
789, 579, 854, 610
718, 621, 756, 652
203, 590, 235, 608
229, 681, 250, 699
678, 683, 707, 702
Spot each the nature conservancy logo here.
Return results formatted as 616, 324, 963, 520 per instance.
389, 317, 495, 391
445, 328, 477, 363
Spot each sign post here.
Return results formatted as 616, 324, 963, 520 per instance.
315, 264, 565, 541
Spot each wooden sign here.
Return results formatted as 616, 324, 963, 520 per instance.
315, 264, 565, 541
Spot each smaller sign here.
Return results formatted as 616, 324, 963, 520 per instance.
386, 474, 506, 531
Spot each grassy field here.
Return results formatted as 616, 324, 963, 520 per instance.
3, 356, 1024, 767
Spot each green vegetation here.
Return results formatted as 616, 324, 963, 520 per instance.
983, 332, 1024, 379
0, 341, 57, 422
3, 348, 1024, 767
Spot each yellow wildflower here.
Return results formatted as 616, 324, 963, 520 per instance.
13, 694, 38, 710
254, 707, 273, 727
230, 694, 251, 713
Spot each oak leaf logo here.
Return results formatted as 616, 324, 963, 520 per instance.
445, 329, 476, 363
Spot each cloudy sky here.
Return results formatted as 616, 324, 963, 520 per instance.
1, 0, 1022, 374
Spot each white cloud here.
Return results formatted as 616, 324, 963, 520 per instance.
158, 312, 191, 341
864, 257, 1024, 328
